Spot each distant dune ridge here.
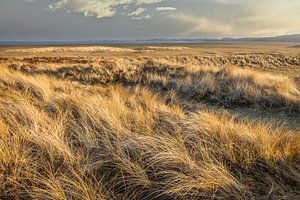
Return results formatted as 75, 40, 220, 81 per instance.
6, 46, 136, 53
5, 46, 194, 54
142, 46, 191, 50
0, 46, 300, 199
2, 34, 300, 46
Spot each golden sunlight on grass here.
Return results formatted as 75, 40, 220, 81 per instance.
0, 48, 299, 199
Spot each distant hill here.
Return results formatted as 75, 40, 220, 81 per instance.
142, 34, 300, 43
225, 34, 300, 43
1, 34, 300, 45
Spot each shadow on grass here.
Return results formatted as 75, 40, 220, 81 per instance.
8, 62, 300, 115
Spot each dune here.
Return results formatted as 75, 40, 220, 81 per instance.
0, 47, 300, 199
143, 46, 191, 50
6, 46, 136, 53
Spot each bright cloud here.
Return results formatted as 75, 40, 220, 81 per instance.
47, 0, 163, 19
156, 7, 177, 11
127, 7, 151, 20
169, 0, 300, 37
128, 7, 146, 17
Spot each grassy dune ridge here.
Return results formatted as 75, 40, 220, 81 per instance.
0, 51, 300, 199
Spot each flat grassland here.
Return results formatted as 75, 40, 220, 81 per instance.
0, 44, 300, 199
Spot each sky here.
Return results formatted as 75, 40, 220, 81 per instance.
1, 0, 300, 41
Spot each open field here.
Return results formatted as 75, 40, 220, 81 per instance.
0, 44, 300, 199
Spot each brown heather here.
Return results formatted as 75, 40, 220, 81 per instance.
0, 53, 300, 199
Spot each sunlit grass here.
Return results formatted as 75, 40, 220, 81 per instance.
0, 55, 299, 199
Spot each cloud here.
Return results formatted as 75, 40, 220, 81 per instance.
24, 0, 300, 38
132, 14, 152, 20
46, 0, 163, 19
156, 7, 177, 11
128, 7, 146, 17
127, 7, 151, 20
171, 13, 232, 35
169, 0, 300, 37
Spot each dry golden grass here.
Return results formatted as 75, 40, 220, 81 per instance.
0, 49, 300, 199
